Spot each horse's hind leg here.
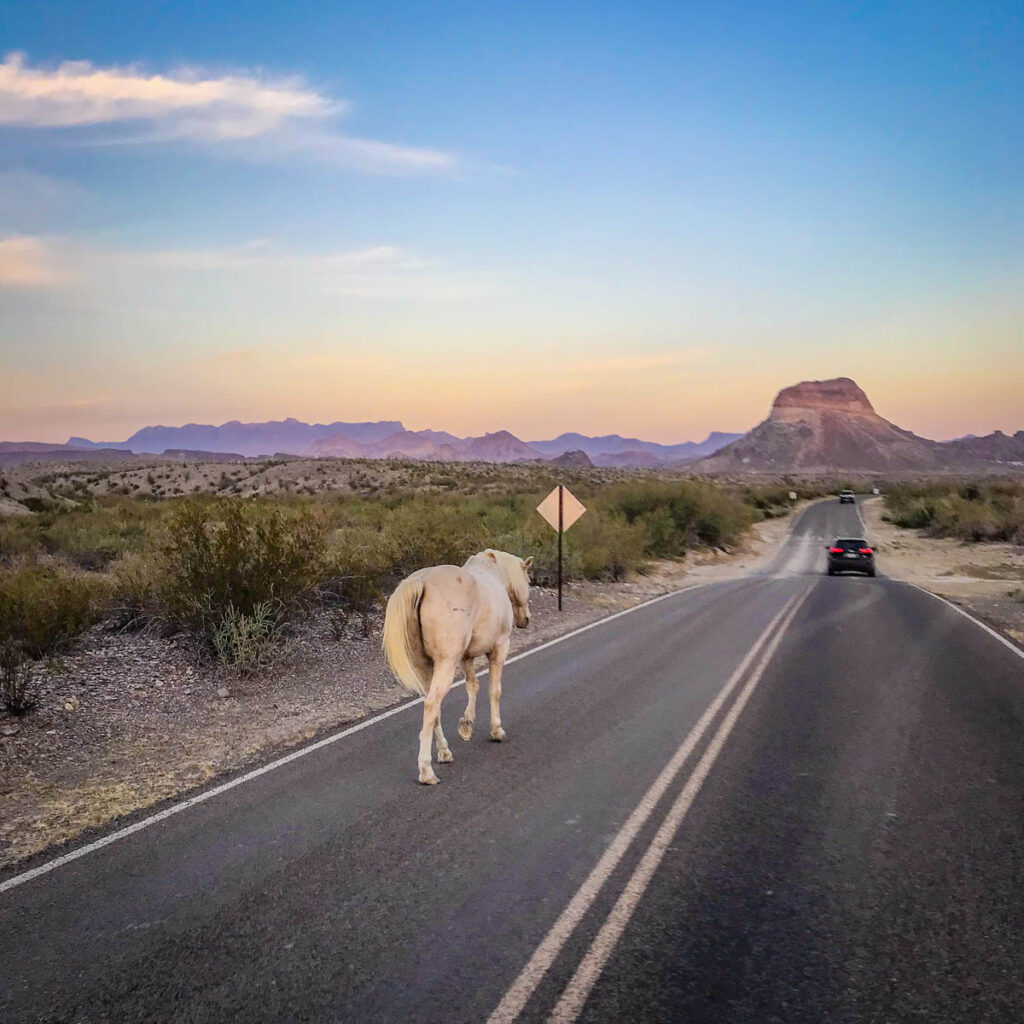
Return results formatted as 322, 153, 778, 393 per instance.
488, 639, 510, 742
418, 658, 456, 785
459, 657, 479, 741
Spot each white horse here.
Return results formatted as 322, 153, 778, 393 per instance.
382, 549, 533, 784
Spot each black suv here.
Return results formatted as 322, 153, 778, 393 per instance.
826, 538, 875, 576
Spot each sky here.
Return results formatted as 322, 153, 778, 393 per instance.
1, 0, 1022, 444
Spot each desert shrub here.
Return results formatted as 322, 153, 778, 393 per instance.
741, 484, 797, 516
377, 499, 491, 573
0, 640, 35, 714
489, 519, 574, 586
889, 499, 935, 530
108, 551, 162, 631
605, 480, 756, 556
320, 523, 390, 622
0, 517, 39, 560
211, 602, 281, 673
0, 563, 107, 657
535, 511, 647, 582
159, 501, 326, 656
931, 496, 1003, 542
885, 481, 1024, 543
1, 498, 162, 568
40, 506, 149, 570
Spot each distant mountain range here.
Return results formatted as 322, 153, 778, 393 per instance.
694, 378, 1024, 473
527, 431, 741, 465
66, 418, 403, 458
15, 419, 744, 466
6, 382, 1021, 473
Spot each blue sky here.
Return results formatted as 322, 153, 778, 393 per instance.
1, 1, 1021, 442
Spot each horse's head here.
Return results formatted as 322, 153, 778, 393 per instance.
484, 550, 534, 628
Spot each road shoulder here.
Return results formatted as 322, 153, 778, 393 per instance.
861, 496, 1024, 651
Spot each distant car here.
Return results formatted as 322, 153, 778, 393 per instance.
838, 490, 856, 504
826, 538, 875, 577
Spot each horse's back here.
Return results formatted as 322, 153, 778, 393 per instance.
417, 563, 512, 662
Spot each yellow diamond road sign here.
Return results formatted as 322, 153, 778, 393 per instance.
537, 485, 586, 532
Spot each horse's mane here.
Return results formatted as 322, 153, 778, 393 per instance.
483, 549, 524, 583
466, 548, 524, 585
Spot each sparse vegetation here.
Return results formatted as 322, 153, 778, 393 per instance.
0, 456, 814, 667
884, 480, 1024, 543
0, 563, 108, 658
1, 640, 35, 714
159, 501, 326, 658
211, 601, 282, 674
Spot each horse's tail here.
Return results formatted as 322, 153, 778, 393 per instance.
382, 574, 431, 696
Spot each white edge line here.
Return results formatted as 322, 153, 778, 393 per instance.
1, 578, 743, 895
860, 497, 1022, 663
902, 582, 1024, 663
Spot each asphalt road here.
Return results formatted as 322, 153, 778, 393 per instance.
2, 499, 1023, 1023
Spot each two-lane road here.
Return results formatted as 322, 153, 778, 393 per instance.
2, 500, 1023, 1022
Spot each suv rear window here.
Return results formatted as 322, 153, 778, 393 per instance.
836, 539, 867, 548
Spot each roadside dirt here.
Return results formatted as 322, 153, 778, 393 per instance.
0, 512, 793, 871
862, 497, 1024, 648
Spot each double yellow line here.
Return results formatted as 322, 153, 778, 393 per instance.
489, 584, 813, 1024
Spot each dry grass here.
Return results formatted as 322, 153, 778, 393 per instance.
1, 765, 218, 865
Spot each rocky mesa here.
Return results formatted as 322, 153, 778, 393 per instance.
695, 377, 1023, 473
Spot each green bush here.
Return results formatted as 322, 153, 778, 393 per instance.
1, 640, 35, 714
108, 551, 162, 631
890, 499, 935, 530
0, 563, 107, 657
0, 517, 39, 560
885, 481, 1024, 543
211, 602, 280, 673
159, 501, 326, 655
604, 480, 756, 556
39, 504, 150, 570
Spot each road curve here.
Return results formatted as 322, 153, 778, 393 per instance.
2, 500, 1023, 1023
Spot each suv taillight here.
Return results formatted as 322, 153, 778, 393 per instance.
858, 547, 873, 555
829, 547, 844, 554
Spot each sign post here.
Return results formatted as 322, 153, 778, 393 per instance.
537, 484, 586, 611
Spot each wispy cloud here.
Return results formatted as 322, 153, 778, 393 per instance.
133, 240, 421, 273
0, 52, 454, 172
0, 234, 64, 286
0, 234, 481, 300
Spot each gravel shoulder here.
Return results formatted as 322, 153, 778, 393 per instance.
0, 512, 795, 871
862, 497, 1024, 648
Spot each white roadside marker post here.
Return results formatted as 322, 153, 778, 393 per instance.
537, 484, 586, 611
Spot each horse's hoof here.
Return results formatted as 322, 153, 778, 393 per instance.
436, 748, 454, 763
490, 727, 507, 742
458, 717, 473, 741
418, 771, 440, 785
